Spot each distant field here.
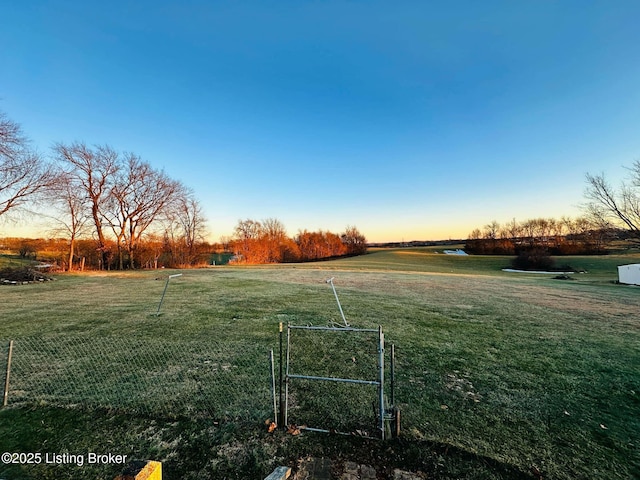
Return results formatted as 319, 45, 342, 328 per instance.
0, 248, 638, 479
314, 247, 639, 282
0, 254, 32, 269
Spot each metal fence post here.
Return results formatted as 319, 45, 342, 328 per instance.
378, 326, 385, 439
269, 350, 278, 427
390, 344, 395, 407
391, 343, 400, 438
278, 322, 284, 428
284, 324, 291, 427
3, 340, 14, 408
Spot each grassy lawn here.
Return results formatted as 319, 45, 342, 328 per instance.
0, 249, 638, 479
0, 254, 33, 269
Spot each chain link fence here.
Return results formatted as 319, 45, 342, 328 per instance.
1, 336, 273, 421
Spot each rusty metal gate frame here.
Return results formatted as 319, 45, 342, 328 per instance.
283, 324, 388, 439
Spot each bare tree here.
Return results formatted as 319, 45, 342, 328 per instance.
164, 192, 208, 266
585, 164, 640, 242
176, 194, 207, 262
521, 219, 537, 247
53, 142, 120, 269
45, 169, 91, 270
341, 225, 367, 255
531, 218, 551, 245
261, 217, 288, 263
0, 110, 55, 219
233, 218, 262, 261
468, 228, 482, 240
235, 218, 262, 241
505, 218, 522, 241
483, 220, 500, 240
105, 154, 183, 269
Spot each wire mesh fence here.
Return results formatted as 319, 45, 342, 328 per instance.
1, 336, 273, 421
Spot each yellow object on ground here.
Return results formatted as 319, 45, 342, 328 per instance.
136, 461, 162, 480
114, 460, 162, 480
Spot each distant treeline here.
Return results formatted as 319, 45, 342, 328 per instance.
465, 217, 618, 255
0, 236, 215, 270
224, 219, 367, 264
1, 221, 367, 269
369, 239, 465, 248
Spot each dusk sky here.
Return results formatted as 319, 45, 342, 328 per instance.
2, 1, 640, 243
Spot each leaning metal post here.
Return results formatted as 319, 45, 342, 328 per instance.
3, 340, 14, 408
326, 277, 349, 327
155, 273, 182, 316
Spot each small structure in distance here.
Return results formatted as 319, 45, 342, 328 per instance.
443, 249, 468, 255
618, 264, 640, 285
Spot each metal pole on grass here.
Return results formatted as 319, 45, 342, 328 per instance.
279, 322, 284, 428
155, 273, 182, 316
378, 326, 385, 439
326, 277, 349, 327
3, 340, 14, 407
270, 350, 277, 425
284, 324, 291, 427
390, 344, 395, 407
391, 343, 400, 438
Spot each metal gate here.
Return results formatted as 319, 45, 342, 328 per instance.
282, 323, 394, 439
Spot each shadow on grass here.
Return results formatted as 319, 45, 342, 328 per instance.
0, 406, 529, 480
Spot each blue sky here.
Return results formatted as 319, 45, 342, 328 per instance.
2, 1, 640, 242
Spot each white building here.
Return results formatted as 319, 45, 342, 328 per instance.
618, 264, 640, 285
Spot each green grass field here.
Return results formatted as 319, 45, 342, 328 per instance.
0, 248, 638, 479
0, 254, 32, 269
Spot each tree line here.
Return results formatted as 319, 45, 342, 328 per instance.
227, 219, 367, 264
0, 235, 214, 270
466, 216, 617, 255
